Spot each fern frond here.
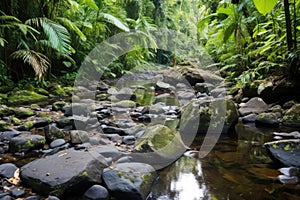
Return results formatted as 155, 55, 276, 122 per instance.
11, 49, 50, 81
26, 18, 72, 55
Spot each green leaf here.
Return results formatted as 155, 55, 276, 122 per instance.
0, 38, 7, 47
297, 26, 300, 30
253, 0, 277, 15
258, 81, 273, 95
84, 0, 99, 11
102, 13, 130, 32
56, 17, 87, 41
223, 23, 235, 43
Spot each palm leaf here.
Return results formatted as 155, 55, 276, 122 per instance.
0, 38, 7, 47
26, 18, 72, 55
10, 49, 50, 81
56, 17, 87, 41
102, 13, 130, 32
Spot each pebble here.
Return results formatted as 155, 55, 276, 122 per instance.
50, 139, 66, 148
122, 136, 135, 145
10, 188, 25, 198
84, 185, 109, 200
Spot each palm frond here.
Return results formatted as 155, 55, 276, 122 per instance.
26, 17, 72, 55
0, 38, 7, 47
102, 13, 130, 32
10, 49, 50, 81
56, 17, 87, 41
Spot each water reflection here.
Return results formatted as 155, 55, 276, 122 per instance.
150, 125, 300, 200
149, 156, 211, 200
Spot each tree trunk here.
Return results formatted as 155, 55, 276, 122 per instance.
283, 0, 293, 51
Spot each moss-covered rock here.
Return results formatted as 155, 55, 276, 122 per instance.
103, 163, 157, 200
9, 134, 45, 153
11, 117, 21, 125
15, 107, 35, 118
52, 101, 67, 111
180, 98, 239, 135
23, 83, 35, 91
283, 104, 300, 127
47, 83, 66, 96
255, 112, 279, 128
0, 120, 9, 131
7, 90, 48, 106
0, 105, 15, 117
0, 94, 7, 104
36, 88, 49, 96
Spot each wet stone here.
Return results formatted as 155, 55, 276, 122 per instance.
9, 134, 45, 153
279, 167, 300, 177
0, 163, 18, 178
0, 131, 20, 141
24, 196, 39, 200
241, 113, 257, 123
50, 139, 66, 148
122, 135, 135, 145
45, 196, 60, 200
278, 175, 299, 184
11, 188, 25, 198
0, 195, 11, 200
84, 185, 109, 200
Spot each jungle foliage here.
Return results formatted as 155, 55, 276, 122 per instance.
0, 0, 299, 89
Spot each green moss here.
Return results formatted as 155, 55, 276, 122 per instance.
11, 117, 21, 125
23, 121, 34, 130
8, 90, 48, 106
23, 83, 35, 91
284, 144, 291, 151
36, 88, 49, 96
81, 171, 89, 177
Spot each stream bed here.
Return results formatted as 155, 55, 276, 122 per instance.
149, 123, 300, 200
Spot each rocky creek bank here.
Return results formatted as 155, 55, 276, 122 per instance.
0, 65, 299, 199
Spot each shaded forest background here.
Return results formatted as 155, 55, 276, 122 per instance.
0, 0, 299, 94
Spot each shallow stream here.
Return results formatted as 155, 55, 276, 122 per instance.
149, 123, 300, 200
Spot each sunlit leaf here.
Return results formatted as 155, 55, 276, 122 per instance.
102, 13, 130, 32
253, 0, 278, 16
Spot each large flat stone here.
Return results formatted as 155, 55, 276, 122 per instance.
21, 148, 108, 197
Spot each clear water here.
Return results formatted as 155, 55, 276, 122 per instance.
149, 123, 300, 200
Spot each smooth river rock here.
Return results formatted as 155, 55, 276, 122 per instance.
21, 148, 108, 197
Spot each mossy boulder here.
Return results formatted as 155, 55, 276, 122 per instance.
0, 94, 7, 104
0, 120, 9, 131
23, 83, 35, 91
283, 104, 300, 127
0, 105, 15, 117
11, 117, 21, 125
15, 107, 35, 118
103, 162, 157, 200
8, 90, 48, 106
52, 101, 67, 111
180, 98, 239, 135
9, 134, 45, 153
36, 88, 49, 96
47, 83, 65, 96
255, 112, 279, 128
133, 124, 186, 169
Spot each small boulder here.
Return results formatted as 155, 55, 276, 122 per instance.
282, 104, 300, 127
238, 97, 268, 116
15, 107, 35, 118
84, 185, 109, 200
0, 163, 18, 178
9, 134, 45, 153
255, 113, 279, 128
103, 162, 157, 200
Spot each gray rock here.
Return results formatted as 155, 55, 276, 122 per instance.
9, 134, 45, 153
122, 136, 135, 145
241, 113, 257, 123
84, 185, 109, 200
0, 131, 21, 141
56, 117, 74, 128
50, 139, 66, 148
0, 163, 18, 178
279, 167, 300, 177
194, 82, 214, 93
52, 101, 67, 111
24, 196, 39, 200
45, 124, 65, 141
103, 162, 157, 200
70, 130, 90, 144
21, 148, 108, 197
282, 104, 300, 127
255, 113, 279, 128
33, 117, 50, 128
11, 188, 25, 198
238, 97, 268, 116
